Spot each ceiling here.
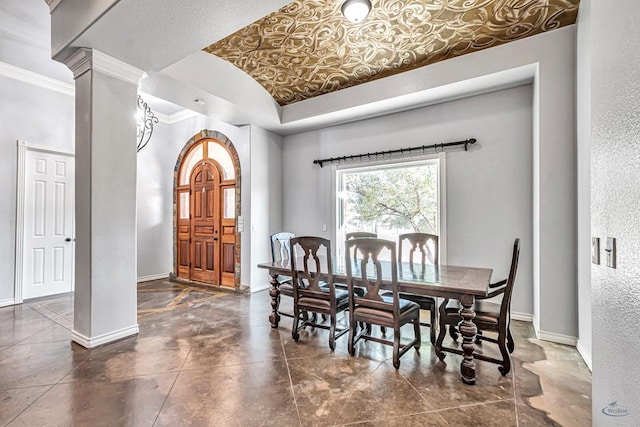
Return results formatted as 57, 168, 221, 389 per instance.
204, 0, 580, 106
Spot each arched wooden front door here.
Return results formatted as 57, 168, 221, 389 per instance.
176, 136, 238, 288
189, 161, 220, 284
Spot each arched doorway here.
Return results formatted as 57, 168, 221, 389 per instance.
173, 130, 241, 289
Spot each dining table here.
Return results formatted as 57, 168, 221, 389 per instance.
257, 257, 493, 385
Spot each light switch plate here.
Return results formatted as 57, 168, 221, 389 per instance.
605, 237, 616, 268
591, 237, 600, 265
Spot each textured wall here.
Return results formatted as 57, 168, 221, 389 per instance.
591, 0, 640, 422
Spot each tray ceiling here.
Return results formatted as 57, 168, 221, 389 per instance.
204, 0, 579, 106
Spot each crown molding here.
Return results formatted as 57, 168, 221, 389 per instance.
164, 109, 199, 124
92, 50, 146, 85
45, 0, 64, 12
0, 61, 74, 96
63, 48, 92, 79
1, 60, 197, 125
63, 48, 145, 84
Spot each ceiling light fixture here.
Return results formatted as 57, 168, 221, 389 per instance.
341, 0, 371, 23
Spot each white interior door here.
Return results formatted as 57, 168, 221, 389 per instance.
23, 150, 75, 300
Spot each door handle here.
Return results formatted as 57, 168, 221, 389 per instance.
213, 237, 218, 241
65, 237, 72, 242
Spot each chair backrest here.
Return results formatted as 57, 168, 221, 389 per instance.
500, 238, 521, 320
398, 233, 439, 267
346, 231, 377, 262
346, 231, 377, 240
290, 236, 335, 301
270, 232, 295, 263
345, 238, 399, 315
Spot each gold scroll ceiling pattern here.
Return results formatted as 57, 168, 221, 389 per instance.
204, 0, 580, 106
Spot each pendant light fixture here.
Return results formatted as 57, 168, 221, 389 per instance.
341, 0, 372, 23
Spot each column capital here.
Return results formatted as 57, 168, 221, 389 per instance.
45, 0, 63, 12
63, 48, 146, 85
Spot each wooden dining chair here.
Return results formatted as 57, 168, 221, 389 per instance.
346, 231, 377, 268
435, 238, 520, 375
290, 236, 349, 351
270, 232, 296, 319
346, 238, 421, 369
385, 233, 439, 344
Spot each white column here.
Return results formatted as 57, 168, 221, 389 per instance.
63, 48, 144, 348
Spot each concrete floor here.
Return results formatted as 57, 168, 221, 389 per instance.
0, 279, 591, 426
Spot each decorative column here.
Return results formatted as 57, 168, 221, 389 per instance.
63, 48, 144, 348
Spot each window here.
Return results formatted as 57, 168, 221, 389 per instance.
335, 156, 445, 262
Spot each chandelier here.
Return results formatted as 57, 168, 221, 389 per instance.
136, 95, 158, 152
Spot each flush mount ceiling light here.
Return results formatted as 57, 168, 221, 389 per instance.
341, 0, 371, 23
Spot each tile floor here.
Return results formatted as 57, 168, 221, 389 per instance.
0, 280, 592, 426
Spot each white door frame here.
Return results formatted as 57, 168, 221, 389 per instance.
14, 140, 75, 304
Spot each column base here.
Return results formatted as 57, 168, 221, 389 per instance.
71, 324, 139, 348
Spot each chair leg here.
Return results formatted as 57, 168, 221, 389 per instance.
435, 303, 448, 361
348, 318, 357, 356
429, 307, 436, 345
392, 326, 401, 369
329, 314, 337, 351
413, 319, 421, 350
292, 307, 301, 342
507, 325, 515, 354
497, 329, 511, 375
449, 325, 459, 341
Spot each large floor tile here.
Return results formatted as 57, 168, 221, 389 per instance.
0, 341, 89, 388
155, 362, 300, 426
0, 385, 51, 426
8, 373, 177, 427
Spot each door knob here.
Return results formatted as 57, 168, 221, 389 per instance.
65, 237, 72, 242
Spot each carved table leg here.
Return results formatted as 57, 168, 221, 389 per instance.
458, 294, 477, 385
268, 273, 281, 328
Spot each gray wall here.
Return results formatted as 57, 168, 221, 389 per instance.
589, 0, 640, 422
0, 76, 74, 304
282, 86, 534, 316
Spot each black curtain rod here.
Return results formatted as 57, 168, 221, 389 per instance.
312, 138, 477, 168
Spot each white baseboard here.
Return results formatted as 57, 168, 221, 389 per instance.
250, 284, 271, 293
0, 298, 16, 308
535, 328, 577, 346
511, 312, 533, 322
576, 339, 593, 372
71, 324, 139, 348
137, 274, 169, 283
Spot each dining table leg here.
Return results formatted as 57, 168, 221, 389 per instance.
458, 294, 477, 385
268, 272, 281, 328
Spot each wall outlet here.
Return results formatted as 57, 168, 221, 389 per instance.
591, 237, 600, 265
605, 237, 616, 268
322, 224, 328, 232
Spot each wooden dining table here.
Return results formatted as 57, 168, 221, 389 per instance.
257, 258, 493, 385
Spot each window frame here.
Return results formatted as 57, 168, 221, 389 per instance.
332, 153, 447, 264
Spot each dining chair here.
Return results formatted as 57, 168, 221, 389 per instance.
435, 238, 520, 375
384, 233, 439, 344
270, 232, 296, 319
290, 236, 349, 351
346, 238, 421, 369
346, 231, 377, 265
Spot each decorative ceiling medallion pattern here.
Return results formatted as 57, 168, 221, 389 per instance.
204, 0, 579, 106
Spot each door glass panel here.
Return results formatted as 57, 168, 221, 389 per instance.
179, 145, 203, 185
223, 188, 235, 219
179, 191, 189, 219
208, 142, 235, 180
